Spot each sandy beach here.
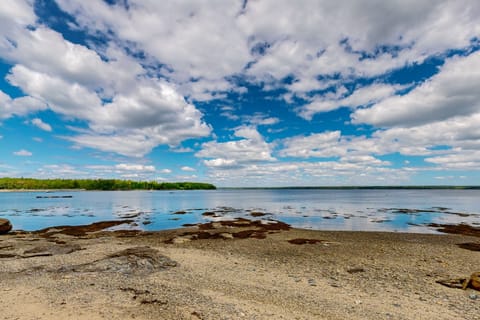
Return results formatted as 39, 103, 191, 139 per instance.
0, 220, 479, 320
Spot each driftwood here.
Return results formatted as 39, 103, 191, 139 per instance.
436, 272, 480, 291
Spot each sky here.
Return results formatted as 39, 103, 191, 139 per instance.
1, 0, 480, 187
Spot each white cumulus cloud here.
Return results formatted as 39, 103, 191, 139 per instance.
2, 26, 211, 157
197, 126, 276, 170
55, 0, 480, 102
30, 118, 52, 132
352, 52, 480, 127
13, 149, 32, 156
115, 163, 156, 172
299, 83, 403, 120
0, 90, 47, 119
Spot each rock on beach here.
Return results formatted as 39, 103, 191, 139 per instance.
0, 218, 12, 234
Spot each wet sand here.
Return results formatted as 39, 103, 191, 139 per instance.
0, 220, 479, 320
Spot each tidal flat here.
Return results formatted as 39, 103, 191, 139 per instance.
1, 189, 479, 319
0, 219, 479, 320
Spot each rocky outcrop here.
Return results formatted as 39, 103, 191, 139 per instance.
0, 218, 12, 234
61, 246, 177, 275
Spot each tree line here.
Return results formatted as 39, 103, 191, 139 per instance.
0, 178, 216, 191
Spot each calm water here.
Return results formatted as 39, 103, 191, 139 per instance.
1, 189, 479, 233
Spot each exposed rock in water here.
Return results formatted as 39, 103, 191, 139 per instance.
250, 211, 267, 217
34, 220, 134, 238
165, 218, 291, 244
220, 218, 290, 231
428, 223, 480, 237
172, 211, 187, 215
117, 212, 142, 219
457, 242, 480, 251
36, 195, 73, 199
0, 218, 12, 234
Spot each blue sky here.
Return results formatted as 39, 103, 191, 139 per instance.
1, 0, 480, 187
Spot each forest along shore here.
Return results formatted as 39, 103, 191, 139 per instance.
0, 219, 479, 320
0, 178, 216, 191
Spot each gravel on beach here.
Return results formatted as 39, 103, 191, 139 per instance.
0, 220, 479, 319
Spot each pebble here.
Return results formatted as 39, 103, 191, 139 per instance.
308, 279, 317, 286
172, 237, 192, 244
347, 267, 366, 274
469, 294, 478, 300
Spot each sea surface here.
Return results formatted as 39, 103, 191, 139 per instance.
1, 189, 479, 233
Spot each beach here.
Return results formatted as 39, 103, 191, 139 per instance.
0, 221, 479, 320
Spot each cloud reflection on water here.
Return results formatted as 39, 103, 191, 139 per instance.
1, 189, 479, 233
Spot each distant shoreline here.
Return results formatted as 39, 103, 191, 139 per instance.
1, 186, 480, 191
0, 189, 213, 192
220, 185, 480, 190
0, 178, 216, 191
0, 189, 85, 192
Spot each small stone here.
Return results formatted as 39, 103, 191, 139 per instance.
347, 267, 366, 274
220, 233, 234, 239
308, 279, 317, 286
0, 218, 12, 234
172, 236, 192, 244
212, 222, 222, 229
469, 294, 478, 300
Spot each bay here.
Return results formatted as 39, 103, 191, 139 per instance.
1, 189, 479, 233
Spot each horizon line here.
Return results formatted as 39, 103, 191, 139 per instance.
218, 185, 480, 189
